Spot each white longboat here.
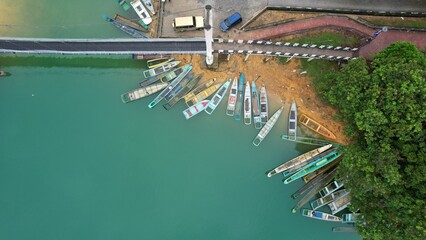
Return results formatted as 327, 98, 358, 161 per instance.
253, 107, 283, 146
121, 82, 168, 103
288, 100, 297, 140
267, 144, 333, 177
302, 209, 342, 222
260, 85, 268, 124
226, 77, 238, 116
243, 81, 252, 125
205, 79, 231, 115
141, 0, 155, 15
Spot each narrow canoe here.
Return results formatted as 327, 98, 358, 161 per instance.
267, 144, 333, 177
141, 0, 155, 15
288, 100, 297, 140
121, 82, 168, 103
183, 78, 216, 102
302, 209, 342, 222
147, 57, 174, 69
310, 189, 349, 210
299, 114, 337, 140
226, 77, 238, 116
130, 0, 152, 25
243, 81, 252, 125
104, 16, 148, 38
260, 85, 268, 124
284, 149, 341, 184
132, 54, 171, 60
253, 107, 283, 146
291, 170, 330, 200
291, 168, 337, 213
148, 65, 192, 108
164, 72, 194, 102
205, 79, 231, 115
140, 64, 187, 87
342, 213, 361, 224
186, 83, 221, 106
163, 74, 203, 110
143, 61, 180, 78
183, 100, 209, 119
303, 157, 341, 183
114, 14, 148, 32
252, 81, 262, 129
328, 194, 351, 215
234, 73, 245, 121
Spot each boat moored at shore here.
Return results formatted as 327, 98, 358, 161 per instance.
205, 79, 231, 114
253, 107, 283, 146
234, 73, 244, 121
183, 100, 209, 119
310, 189, 349, 210
288, 100, 297, 140
141, 0, 155, 15
319, 179, 344, 197
140, 64, 187, 87
243, 81, 252, 125
252, 81, 261, 129
113, 14, 148, 32
147, 57, 174, 69
121, 82, 168, 103
163, 74, 203, 110
267, 144, 333, 177
302, 209, 342, 222
104, 16, 148, 38
226, 77, 238, 116
299, 114, 337, 140
148, 65, 192, 108
260, 85, 268, 124
143, 61, 179, 78
328, 193, 351, 214
186, 83, 221, 106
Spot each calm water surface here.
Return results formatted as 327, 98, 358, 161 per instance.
0, 1, 359, 239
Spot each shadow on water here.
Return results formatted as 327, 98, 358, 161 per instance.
0, 55, 147, 69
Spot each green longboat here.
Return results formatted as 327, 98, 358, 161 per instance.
284, 148, 342, 184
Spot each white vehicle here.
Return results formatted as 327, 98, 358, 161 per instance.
130, 0, 152, 25
172, 16, 204, 31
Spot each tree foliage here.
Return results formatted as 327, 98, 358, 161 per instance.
318, 42, 426, 239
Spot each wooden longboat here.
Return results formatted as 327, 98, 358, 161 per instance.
288, 100, 297, 140
303, 157, 341, 183
163, 74, 203, 110
243, 81, 252, 125
302, 209, 342, 222
284, 149, 341, 184
205, 79, 231, 114
291, 171, 328, 199
252, 81, 262, 129
328, 193, 351, 214
319, 179, 345, 197
148, 65, 192, 108
186, 83, 221, 106
105, 16, 148, 38
121, 82, 168, 103
267, 144, 332, 177
147, 57, 174, 69
291, 168, 337, 213
310, 189, 349, 210
114, 14, 148, 32
140, 65, 187, 87
143, 61, 180, 78
164, 72, 194, 102
226, 77, 238, 116
299, 114, 337, 140
183, 78, 216, 103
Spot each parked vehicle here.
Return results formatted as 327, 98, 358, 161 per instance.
219, 12, 242, 31
173, 16, 204, 31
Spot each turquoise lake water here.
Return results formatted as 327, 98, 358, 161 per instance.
0, 1, 359, 239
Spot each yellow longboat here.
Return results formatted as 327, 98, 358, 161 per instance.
186, 83, 221, 106
183, 78, 216, 103
299, 114, 337, 140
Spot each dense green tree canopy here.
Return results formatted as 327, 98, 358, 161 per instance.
318, 42, 426, 240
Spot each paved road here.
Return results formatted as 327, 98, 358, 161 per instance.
0, 38, 206, 54
269, 0, 426, 13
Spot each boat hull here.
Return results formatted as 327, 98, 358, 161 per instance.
234, 73, 244, 121
205, 79, 231, 115
183, 100, 209, 119
302, 209, 342, 222
226, 77, 238, 116
259, 85, 268, 124
288, 100, 297, 140
143, 61, 180, 78
243, 82, 252, 125
253, 107, 283, 146
121, 82, 168, 103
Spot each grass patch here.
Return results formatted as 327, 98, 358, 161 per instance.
364, 19, 426, 28
288, 32, 358, 47
299, 58, 338, 81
